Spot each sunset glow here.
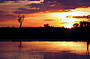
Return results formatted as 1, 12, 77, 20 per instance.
0, 1, 90, 59
0, 0, 90, 28
47, 11, 88, 28
23, 41, 88, 55
64, 24, 73, 28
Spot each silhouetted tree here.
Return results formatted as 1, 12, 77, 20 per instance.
80, 21, 90, 27
17, 15, 24, 47
44, 24, 50, 27
17, 15, 24, 28
73, 23, 79, 28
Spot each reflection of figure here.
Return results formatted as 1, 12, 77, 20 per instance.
87, 40, 90, 55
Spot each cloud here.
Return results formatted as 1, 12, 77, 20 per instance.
0, 0, 90, 22
0, 0, 44, 15
73, 15, 90, 18
0, 11, 6, 13
0, 0, 44, 3
0, 0, 90, 15
44, 19, 55, 21
24, 0, 90, 14
0, 14, 16, 21
14, 7, 40, 14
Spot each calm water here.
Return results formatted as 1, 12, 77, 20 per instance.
0, 41, 90, 59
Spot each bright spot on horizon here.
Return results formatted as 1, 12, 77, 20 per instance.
64, 24, 73, 28
48, 10, 89, 28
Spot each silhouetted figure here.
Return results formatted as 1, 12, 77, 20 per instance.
17, 15, 24, 47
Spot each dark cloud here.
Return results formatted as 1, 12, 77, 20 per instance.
5, 14, 16, 17
27, 2, 64, 11
14, 7, 40, 14
27, 0, 90, 12
0, 14, 16, 17
0, 14, 16, 21
1, 0, 90, 14
0, 11, 5, 13
73, 15, 90, 18
0, 0, 17, 3
0, 0, 41, 3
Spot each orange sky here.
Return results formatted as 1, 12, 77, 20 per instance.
1, 7, 89, 28
0, 0, 90, 28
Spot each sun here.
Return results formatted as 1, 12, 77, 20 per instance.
63, 18, 78, 28
46, 11, 88, 28
64, 24, 73, 28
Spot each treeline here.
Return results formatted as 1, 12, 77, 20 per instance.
0, 27, 90, 41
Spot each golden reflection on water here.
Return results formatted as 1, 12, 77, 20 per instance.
0, 41, 90, 59
23, 41, 89, 55
0, 41, 89, 55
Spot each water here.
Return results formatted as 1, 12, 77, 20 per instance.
0, 41, 90, 59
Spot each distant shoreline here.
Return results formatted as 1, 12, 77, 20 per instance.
0, 27, 89, 41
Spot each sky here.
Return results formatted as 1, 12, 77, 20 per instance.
0, 0, 90, 28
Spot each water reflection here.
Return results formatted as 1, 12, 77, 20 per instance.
22, 41, 89, 54
86, 40, 90, 55
0, 41, 90, 59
